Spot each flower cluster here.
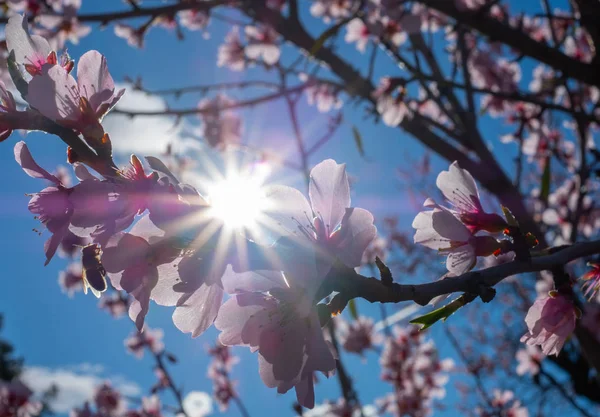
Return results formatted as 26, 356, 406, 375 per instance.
376, 326, 453, 417
413, 161, 507, 275
206, 342, 238, 411
0, 380, 42, 417
71, 383, 161, 417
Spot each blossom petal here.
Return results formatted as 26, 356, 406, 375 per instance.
14, 141, 61, 184
172, 284, 224, 338
436, 161, 481, 213
336, 207, 377, 268
27, 64, 81, 122
309, 159, 350, 233
6, 15, 51, 71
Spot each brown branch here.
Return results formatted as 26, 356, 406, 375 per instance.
323, 239, 600, 308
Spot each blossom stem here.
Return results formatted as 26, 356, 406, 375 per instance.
232, 396, 252, 417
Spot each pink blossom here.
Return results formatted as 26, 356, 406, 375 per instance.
98, 292, 128, 318
26, 50, 125, 142
0, 380, 42, 417
215, 270, 336, 409
413, 203, 500, 275
93, 383, 123, 416
434, 161, 507, 233
515, 345, 543, 376
101, 218, 181, 330
217, 27, 245, 71
15, 141, 73, 265
179, 9, 210, 31
244, 26, 280, 65
36, 1, 91, 50
361, 236, 387, 265
207, 343, 239, 411
581, 262, 600, 300
5, 14, 54, 76
0, 80, 17, 142
300, 75, 342, 113
264, 159, 377, 278
520, 292, 578, 356
114, 24, 145, 48
378, 326, 453, 417
310, 0, 352, 22
337, 316, 382, 355
373, 78, 408, 127
477, 390, 529, 417
58, 262, 84, 297
125, 326, 165, 358
345, 19, 370, 52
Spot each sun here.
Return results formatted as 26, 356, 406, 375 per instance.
207, 173, 268, 230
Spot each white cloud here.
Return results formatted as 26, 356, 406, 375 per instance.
182, 391, 213, 417
21, 364, 141, 413
104, 83, 192, 156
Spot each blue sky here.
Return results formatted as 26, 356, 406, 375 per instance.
0, 0, 577, 416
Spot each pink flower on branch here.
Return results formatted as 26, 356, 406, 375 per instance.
218, 27, 245, 71
215, 269, 336, 409
263, 159, 376, 279
244, 25, 280, 66
26, 49, 125, 144
520, 292, 578, 356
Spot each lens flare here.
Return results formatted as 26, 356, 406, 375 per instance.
207, 174, 267, 229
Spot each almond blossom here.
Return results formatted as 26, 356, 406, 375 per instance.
5, 14, 54, 76
179, 9, 210, 32
515, 345, 544, 376
337, 316, 382, 356
345, 19, 371, 52
520, 292, 578, 356
434, 161, 507, 234
58, 262, 84, 297
217, 27, 245, 71
101, 218, 181, 330
476, 390, 529, 417
244, 25, 280, 65
0, 380, 42, 417
26, 49, 125, 142
125, 326, 165, 358
413, 203, 500, 275
263, 159, 377, 278
114, 24, 145, 49
215, 268, 336, 409
373, 77, 408, 127
581, 262, 600, 300
0, 80, 18, 142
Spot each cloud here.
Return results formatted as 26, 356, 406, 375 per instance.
182, 391, 213, 417
104, 83, 192, 156
21, 364, 141, 413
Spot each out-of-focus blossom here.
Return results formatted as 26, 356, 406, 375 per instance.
0, 380, 42, 417
58, 262, 84, 297
98, 292, 129, 318
337, 316, 382, 356
179, 9, 210, 32
477, 390, 529, 417
377, 326, 453, 417
125, 326, 165, 358
93, 383, 123, 416
515, 345, 544, 376
373, 78, 408, 127
115, 24, 145, 48
197, 95, 242, 149
520, 292, 578, 356
36, 0, 91, 50
361, 237, 388, 265
300, 74, 342, 113
244, 25, 280, 65
207, 342, 239, 411
217, 27, 245, 71
310, 0, 353, 22
345, 19, 370, 52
